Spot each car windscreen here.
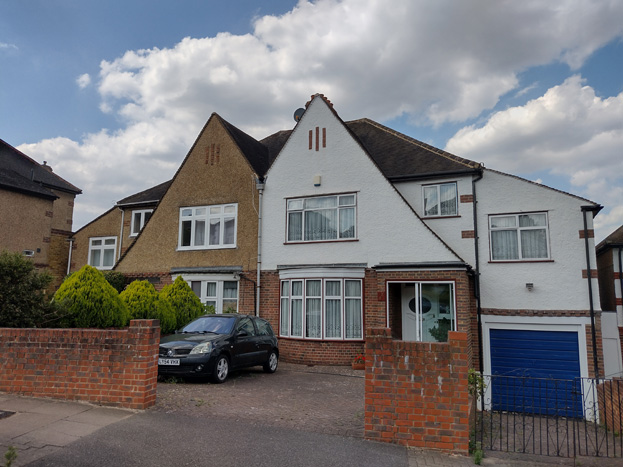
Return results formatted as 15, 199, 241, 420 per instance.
181, 316, 235, 334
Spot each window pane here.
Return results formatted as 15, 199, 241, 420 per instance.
519, 214, 546, 227
181, 220, 192, 246
521, 229, 548, 258
281, 281, 289, 296
144, 211, 152, 224
223, 281, 238, 298
339, 195, 355, 206
133, 213, 141, 234
91, 239, 102, 246
223, 217, 235, 244
206, 282, 217, 298
325, 299, 341, 338
224, 205, 235, 214
440, 184, 457, 216
195, 208, 206, 216
280, 297, 290, 336
491, 216, 516, 228
194, 220, 205, 246
103, 248, 115, 267
209, 218, 220, 245
181, 208, 192, 217
305, 196, 336, 209
191, 281, 201, 297
306, 298, 321, 338
90, 249, 101, 267
223, 300, 237, 313
104, 238, 116, 245
424, 186, 439, 216
325, 281, 341, 296
305, 209, 337, 241
209, 206, 221, 215
345, 298, 362, 339
491, 230, 518, 260
292, 281, 303, 296
345, 280, 361, 297
339, 207, 355, 238
306, 280, 321, 296
288, 199, 303, 210
291, 299, 303, 337
288, 212, 302, 241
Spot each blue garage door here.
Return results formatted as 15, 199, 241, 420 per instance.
490, 329, 582, 417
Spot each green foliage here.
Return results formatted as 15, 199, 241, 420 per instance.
120, 280, 176, 333
4, 445, 17, 467
53, 265, 129, 328
468, 369, 487, 396
160, 276, 204, 330
103, 271, 127, 293
429, 317, 452, 342
204, 304, 216, 314
0, 250, 52, 328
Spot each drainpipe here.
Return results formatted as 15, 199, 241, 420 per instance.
118, 207, 124, 261
255, 178, 265, 317
582, 205, 600, 380
471, 168, 484, 374
618, 247, 623, 325
66, 237, 75, 275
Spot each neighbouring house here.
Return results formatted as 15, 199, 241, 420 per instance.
596, 225, 623, 377
73, 95, 605, 403
0, 138, 81, 289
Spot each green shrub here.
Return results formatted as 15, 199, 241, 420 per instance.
160, 276, 205, 330
120, 280, 176, 333
103, 271, 127, 293
0, 250, 52, 328
53, 265, 129, 328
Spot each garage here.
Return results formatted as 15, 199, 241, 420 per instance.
489, 328, 583, 417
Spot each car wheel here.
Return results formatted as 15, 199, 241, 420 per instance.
211, 355, 229, 384
263, 350, 278, 373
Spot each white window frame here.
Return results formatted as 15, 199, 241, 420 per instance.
178, 203, 238, 250
178, 275, 239, 314
88, 236, 117, 270
489, 212, 550, 261
286, 193, 357, 243
422, 182, 458, 217
279, 277, 363, 341
130, 209, 153, 237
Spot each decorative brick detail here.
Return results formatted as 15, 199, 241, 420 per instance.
42, 237, 51, 243
45, 210, 54, 218
461, 230, 475, 239
579, 229, 595, 239
582, 269, 599, 279
205, 144, 221, 165
617, 298, 622, 306
0, 320, 160, 409
68, 200, 74, 207
364, 329, 470, 455
460, 194, 474, 203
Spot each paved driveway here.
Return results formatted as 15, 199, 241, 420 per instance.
153, 363, 365, 438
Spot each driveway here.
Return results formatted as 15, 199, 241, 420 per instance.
153, 362, 366, 438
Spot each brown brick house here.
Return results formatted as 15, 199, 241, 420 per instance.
0, 138, 81, 289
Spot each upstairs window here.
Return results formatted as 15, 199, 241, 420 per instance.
489, 212, 550, 261
178, 204, 237, 250
88, 237, 117, 270
131, 209, 153, 236
287, 194, 356, 242
423, 183, 458, 217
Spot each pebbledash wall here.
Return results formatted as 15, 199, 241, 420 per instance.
364, 328, 470, 455
0, 320, 159, 409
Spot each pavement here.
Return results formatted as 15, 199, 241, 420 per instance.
1, 364, 623, 466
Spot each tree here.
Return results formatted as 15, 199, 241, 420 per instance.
53, 265, 129, 328
120, 280, 176, 333
160, 276, 205, 330
0, 250, 52, 327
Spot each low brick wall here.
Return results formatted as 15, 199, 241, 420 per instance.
598, 378, 623, 433
364, 328, 470, 455
0, 320, 159, 409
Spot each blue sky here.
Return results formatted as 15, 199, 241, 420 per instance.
1, 0, 622, 241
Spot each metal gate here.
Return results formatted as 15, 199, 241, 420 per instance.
472, 375, 623, 458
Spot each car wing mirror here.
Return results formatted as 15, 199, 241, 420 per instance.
236, 330, 248, 337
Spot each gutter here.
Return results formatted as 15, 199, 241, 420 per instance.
388, 168, 481, 183
581, 205, 602, 379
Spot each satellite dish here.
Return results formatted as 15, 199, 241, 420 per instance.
293, 108, 305, 122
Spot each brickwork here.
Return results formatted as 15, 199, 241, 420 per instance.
586, 315, 605, 378
0, 320, 160, 409
364, 328, 470, 455
597, 379, 623, 434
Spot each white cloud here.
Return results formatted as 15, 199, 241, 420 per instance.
446, 76, 623, 241
0, 42, 18, 51
16, 0, 623, 230
76, 73, 91, 89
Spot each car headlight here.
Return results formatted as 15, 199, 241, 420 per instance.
190, 342, 213, 355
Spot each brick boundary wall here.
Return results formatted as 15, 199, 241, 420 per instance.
597, 378, 623, 434
364, 328, 470, 455
0, 319, 160, 409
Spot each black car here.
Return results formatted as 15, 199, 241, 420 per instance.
158, 314, 279, 383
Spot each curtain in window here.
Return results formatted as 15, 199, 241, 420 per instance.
223, 218, 235, 244
291, 281, 303, 337
306, 280, 322, 338
305, 210, 337, 241
103, 248, 115, 267
345, 280, 362, 339
491, 230, 518, 260
440, 184, 457, 216
206, 282, 217, 299
280, 282, 290, 337
424, 186, 439, 216
209, 218, 220, 245
325, 281, 341, 338
90, 249, 101, 267
521, 230, 547, 258
339, 207, 355, 239
288, 212, 302, 241
194, 220, 205, 246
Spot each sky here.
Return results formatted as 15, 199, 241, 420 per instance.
1, 0, 622, 242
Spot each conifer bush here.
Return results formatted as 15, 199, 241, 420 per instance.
53, 265, 129, 328
160, 276, 205, 330
120, 280, 176, 333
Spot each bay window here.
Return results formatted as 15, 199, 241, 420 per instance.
489, 212, 550, 261
280, 277, 363, 340
178, 203, 237, 250
287, 194, 356, 242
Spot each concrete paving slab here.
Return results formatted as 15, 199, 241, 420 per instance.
13, 426, 80, 448
65, 407, 134, 426
0, 412, 60, 438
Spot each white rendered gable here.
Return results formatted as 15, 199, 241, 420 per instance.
261, 96, 462, 270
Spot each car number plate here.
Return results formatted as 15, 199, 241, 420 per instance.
158, 358, 180, 366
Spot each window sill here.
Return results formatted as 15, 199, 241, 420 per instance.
423, 215, 461, 220
278, 336, 364, 342
176, 245, 238, 251
488, 259, 554, 264
284, 239, 359, 245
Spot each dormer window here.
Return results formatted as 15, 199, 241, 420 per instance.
131, 209, 153, 236
423, 183, 458, 217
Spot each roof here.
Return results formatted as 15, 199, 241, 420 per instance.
597, 225, 623, 253
117, 179, 172, 206
217, 114, 271, 176
0, 138, 82, 197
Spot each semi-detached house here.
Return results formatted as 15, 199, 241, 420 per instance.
71, 95, 611, 405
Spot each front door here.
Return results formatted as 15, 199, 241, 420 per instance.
401, 283, 418, 341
